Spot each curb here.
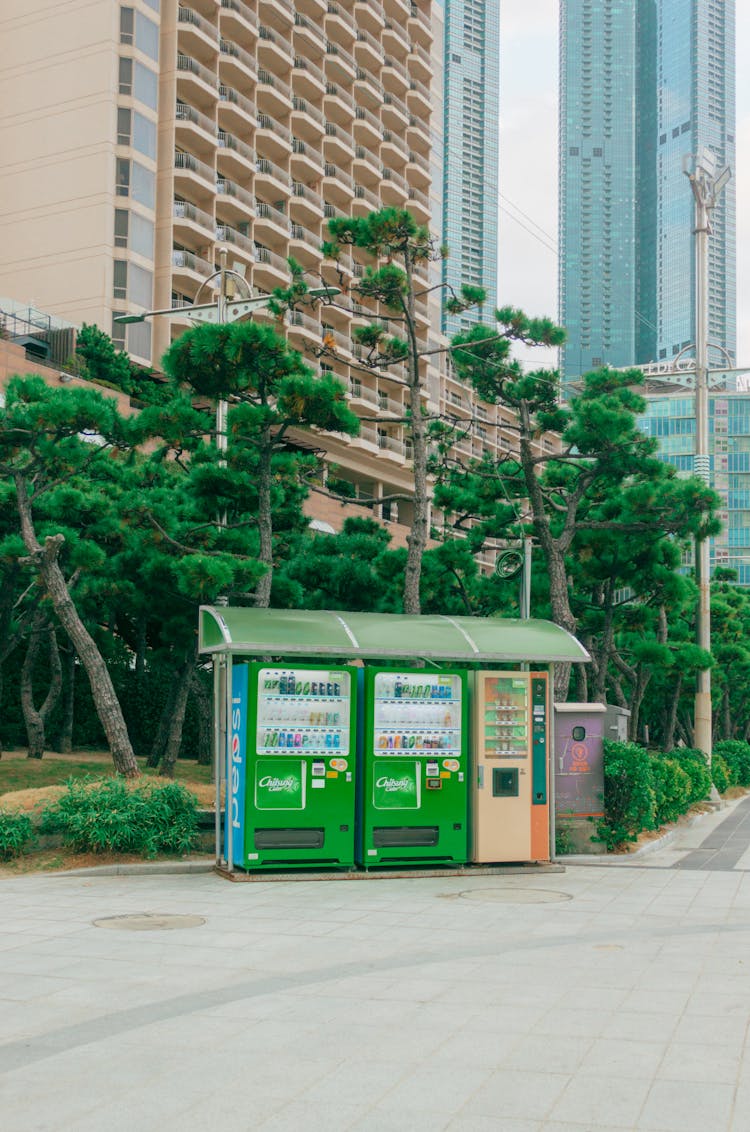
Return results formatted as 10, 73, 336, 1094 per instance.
53, 859, 216, 878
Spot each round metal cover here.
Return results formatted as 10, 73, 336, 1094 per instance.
456, 888, 572, 904
93, 913, 205, 931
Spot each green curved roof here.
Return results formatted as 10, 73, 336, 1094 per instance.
199, 606, 589, 664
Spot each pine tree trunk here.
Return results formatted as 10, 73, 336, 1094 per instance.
191, 668, 212, 766
255, 429, 274, 608
159, 657, 193, 778
663, 673, 682, 752
56, 645, 76, 753
21, 615, 45, 760
147, 666, 180, 768
402, 250, 427, 615
15, 475, 139, 778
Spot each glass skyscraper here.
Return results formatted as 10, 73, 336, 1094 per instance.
439, 0, 500, 336
559, 1, 736, 387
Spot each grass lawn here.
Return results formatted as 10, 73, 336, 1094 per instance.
0, 751, 214, 806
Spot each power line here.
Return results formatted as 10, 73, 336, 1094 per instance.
499, 204, 558, 255
499, 192, 557, 245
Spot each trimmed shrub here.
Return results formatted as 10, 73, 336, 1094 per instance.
711, 753, 731, 796
650, 757, 692, 825
40, 778, 198, 858
0, 810, 34, 861
667, 748, 712, 803
595, 741, 656, 850
713, 740, 750, 787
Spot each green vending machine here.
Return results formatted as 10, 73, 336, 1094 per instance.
360, 667, 469, 866
232, 661, 357, 869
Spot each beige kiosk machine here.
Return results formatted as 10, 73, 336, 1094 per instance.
472, 671, 553, 863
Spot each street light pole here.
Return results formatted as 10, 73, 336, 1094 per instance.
683, 151, 731, 779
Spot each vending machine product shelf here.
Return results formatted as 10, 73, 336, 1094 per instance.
361, 667, 469, 866
230, 661, 357, 869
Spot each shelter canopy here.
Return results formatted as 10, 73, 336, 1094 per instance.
199, 606, 589, 665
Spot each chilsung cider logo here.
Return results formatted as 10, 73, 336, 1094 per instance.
258, 775, 298, 793
376, 776, 413, 792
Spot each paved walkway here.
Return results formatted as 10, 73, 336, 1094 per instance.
2, 802, 750, 1131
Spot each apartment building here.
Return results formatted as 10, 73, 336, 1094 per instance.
1, 0, 522, 559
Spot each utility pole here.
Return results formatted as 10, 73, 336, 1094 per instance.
683, 151, 731, 782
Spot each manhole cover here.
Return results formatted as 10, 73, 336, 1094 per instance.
93, 913, 205, 932
456, 888, 572, 904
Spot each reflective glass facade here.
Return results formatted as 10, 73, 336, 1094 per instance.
640, 381, 750, 584
440, 0, 500, 336
559, 1, 736, 389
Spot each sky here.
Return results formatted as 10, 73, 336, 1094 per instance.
497, 1, 750, 369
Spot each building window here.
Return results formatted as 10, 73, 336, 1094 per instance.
117, 107, 131, 146
118, 57, 133, 95
120, 7, 134, 45
112, 313, 127, 347
131, 161, 155, 208
116, 157, 131, 196
113, 260, 128, 300
133, 111, 156, 159
134, 62, 158, 110
135, 12, 159, 62
114, 209, 129, 247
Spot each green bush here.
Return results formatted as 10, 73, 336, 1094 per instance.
40, 778, 198, 858
650, 756, 692, 825
711, 753, 731, 795
667, 748, 711, 803
0, 810, 34, 860
595, 740, 656, 850
714, 740, 750, 787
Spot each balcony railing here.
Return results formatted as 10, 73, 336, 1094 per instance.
218, 84, 255, 119
220, 0, 258, 29
173, 199, 215, 231
255, 200, 290, 230
176, 54, 217, 89
172, 248, 214, 275
175, 101, 216, 136
257, 113, 291, 145
174, 150, 215, 183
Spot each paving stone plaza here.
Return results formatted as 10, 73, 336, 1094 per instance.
3, 798, 750, 1131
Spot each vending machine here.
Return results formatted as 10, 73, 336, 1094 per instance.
228, 661, 357, 869
360, 667, 469, 866
471, 671, 550, 863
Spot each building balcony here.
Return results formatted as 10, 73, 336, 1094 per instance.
353, 145, 382, 186
382, 129, 408, 168
215, 221, 255, 262
172, 247, 215, 287
257, 68, 293, 116
219, 0, 258, 41
407, 2, 431, 47
406, 112, 430, 152
405, 183, 430, 224
218, 84, 255, 132
291, 96, 325, 142
173, 198, 216, 243
323, 122, 353, 165
255, 156, 291, 201
217, 130, 255, 179
382, 56, 409, 99
253, 245, 291, 289
216, 176, 256, 225
383, 19, 409, 61
175, 100, 217, 158
319, 85, 351, 130
354, 67, 381, 109
291, 137, 324, 181
289, 222, 324, 270
177, 6, 219, 61
219, 38, 257, 93
293, 11, 325, 53
408, 41, 431, 84
406, 149, 429, 189
382, 92, 409, 131
353, 105, 382, 149
325, 41, 356, 85
258, 25, 294, 73
354, 0, 384, 33
176, 53, 218, 109
173, 149, 216, 197
292, 54, 326, 101
384, 0, 412, 22
254, 200, 291, 246
325, 2, 355, 46
352, 184, 381, 217
258, 0, 294, 28
290, 181, 324, 223
354, 28, 383, 72
257, 113, 292, 164
406, 77, 431, 118
287, 307, 323, 349
295, 0, 327, 17
323, 162, 354, 206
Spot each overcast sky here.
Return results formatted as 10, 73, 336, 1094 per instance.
498, 1, 749, 369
